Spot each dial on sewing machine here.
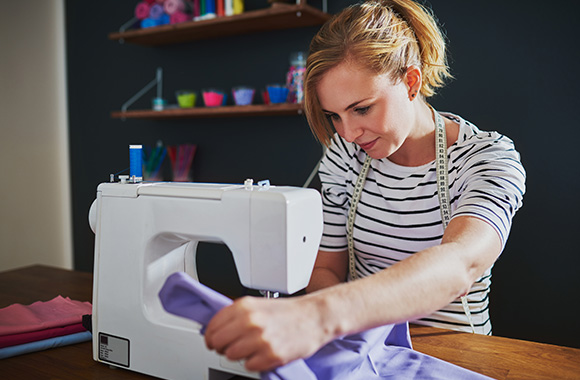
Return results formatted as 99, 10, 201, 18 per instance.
88, 180, 323, 380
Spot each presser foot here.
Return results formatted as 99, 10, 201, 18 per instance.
259, 290, 280, 299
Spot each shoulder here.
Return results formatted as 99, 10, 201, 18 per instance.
443, 112, 525, 191
442, 112, 521, 161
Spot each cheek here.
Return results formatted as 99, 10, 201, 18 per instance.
332, 122, 347, 140
368, 109, 392, 135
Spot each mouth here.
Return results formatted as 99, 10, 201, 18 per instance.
358, 138, 378, 151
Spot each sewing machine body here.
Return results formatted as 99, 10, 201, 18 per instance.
90, 181, 323, 380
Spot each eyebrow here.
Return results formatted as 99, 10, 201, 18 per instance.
321, 99, 369, 114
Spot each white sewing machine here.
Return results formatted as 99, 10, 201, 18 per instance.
88, 180, 323, 380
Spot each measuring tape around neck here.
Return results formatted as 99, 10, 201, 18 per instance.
347, 155, 372, 281
347, 106, 476, 333
433, 108, 476, 334
434, 110, 451, 230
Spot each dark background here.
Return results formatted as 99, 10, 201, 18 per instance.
66, 0, 580, 348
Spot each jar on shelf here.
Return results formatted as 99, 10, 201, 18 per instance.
286, 51, 306, 104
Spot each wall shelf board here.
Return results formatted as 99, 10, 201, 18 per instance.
109, 4, 331, 46
111, 103, 304, 120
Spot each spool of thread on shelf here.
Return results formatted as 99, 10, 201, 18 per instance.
205, 0, 216, 17
170, 10, 190, 24
135, 2, 151, 20
217, 0, 224, 16
224, 0, 233, 16
130, 145, 143, 182
233, 0, 243, 14
164, 0, 185, 14
149, 3, 165, 20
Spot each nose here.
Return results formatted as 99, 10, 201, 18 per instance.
339, 120, 364, 143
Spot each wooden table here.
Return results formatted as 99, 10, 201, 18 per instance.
0, 265, 579, 379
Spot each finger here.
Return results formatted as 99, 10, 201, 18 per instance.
222, 330, 262, 361
204, 307, 238, 350
206, 321, 242, 353
244, 350, 285, 373
205, 298, 257, 351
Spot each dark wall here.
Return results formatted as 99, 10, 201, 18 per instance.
66, 0, 324, 268
66, 1, 580, 348
426, 1, 580, 349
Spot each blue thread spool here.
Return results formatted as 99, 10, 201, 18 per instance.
130, 145, 143, 182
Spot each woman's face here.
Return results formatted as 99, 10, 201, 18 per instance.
316, 61, 417, 160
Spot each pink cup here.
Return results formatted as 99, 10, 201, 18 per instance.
203, 90, 224, 107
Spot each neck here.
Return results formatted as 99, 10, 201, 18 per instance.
388, 101, 437, 167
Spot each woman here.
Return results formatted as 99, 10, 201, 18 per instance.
204, 0, 525, 372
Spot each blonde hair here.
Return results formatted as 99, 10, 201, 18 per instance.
304, 0, 452, 146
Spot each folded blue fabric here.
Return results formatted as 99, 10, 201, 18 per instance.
0, 331, 92, 359
159, 272, 491, 380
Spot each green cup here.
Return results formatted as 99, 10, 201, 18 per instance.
176, 90, 196, 108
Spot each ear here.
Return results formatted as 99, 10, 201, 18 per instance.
405, 66, 422, 101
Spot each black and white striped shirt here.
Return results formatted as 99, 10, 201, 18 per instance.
318, 112, 526, 335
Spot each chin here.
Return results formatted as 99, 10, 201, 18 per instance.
365, 150, 388, 160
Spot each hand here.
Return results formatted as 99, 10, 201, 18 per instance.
204, 295, 331, 372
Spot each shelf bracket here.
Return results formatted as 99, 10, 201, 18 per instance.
303, 146, 326, 188
295, 0, 326, 13
120, 68, 163, 119
117, 17, 139, 44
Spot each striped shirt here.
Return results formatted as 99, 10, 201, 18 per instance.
318, 112, 526, 335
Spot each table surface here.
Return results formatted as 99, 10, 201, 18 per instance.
0, 265, 579, 380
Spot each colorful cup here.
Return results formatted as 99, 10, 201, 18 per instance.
202, 89, 225, 107
176, 90, 196, 108
266, 85, 289, 104
232, 87, 255, 106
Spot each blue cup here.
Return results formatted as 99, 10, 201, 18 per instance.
267, 85, 289, 104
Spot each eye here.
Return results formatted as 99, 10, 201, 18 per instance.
325, 113, 340, 122
354, 106, 370, 115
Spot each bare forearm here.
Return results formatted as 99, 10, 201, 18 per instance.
203, 218, 502, 373
306, 218, 502, 337
305, 250, 348, 294
306, 267, 342, 293
307, 245, 469, 337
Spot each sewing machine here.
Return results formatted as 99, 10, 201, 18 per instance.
88, 180, 323, 380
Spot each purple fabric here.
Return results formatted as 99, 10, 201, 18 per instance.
159, 272, 492, 380
159, 272, 231, 334
158, 272, 316, 378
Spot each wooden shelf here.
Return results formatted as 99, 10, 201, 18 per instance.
109, 4, 331, 46
111, 103, 304, 120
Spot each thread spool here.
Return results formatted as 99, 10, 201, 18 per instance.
164, 0, 186, 14
193, 0, 201, 17
159, 13, 170, 25
135, 2, 151, 20
233, 0, 243, 14
141, 18, 158, 28
205, 0, 216, 16
130, 145, 143, 182
149, 3, 165, 20
170, 10, 190, 24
